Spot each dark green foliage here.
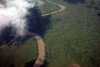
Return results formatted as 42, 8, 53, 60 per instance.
43, 0, 100, 67
0, 38, 38, 67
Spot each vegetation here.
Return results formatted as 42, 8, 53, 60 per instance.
0, 0, 100, 67
0, 38, 38, 67
44, 0, 100, 67
39, 0, 60, 14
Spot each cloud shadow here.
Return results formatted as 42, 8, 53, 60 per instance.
27, 7, 51, 37
0, 26, 16, 46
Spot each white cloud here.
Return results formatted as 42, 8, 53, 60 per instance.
0, 0, 42, 36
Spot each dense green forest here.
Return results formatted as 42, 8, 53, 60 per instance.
0, 0, 100, 67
